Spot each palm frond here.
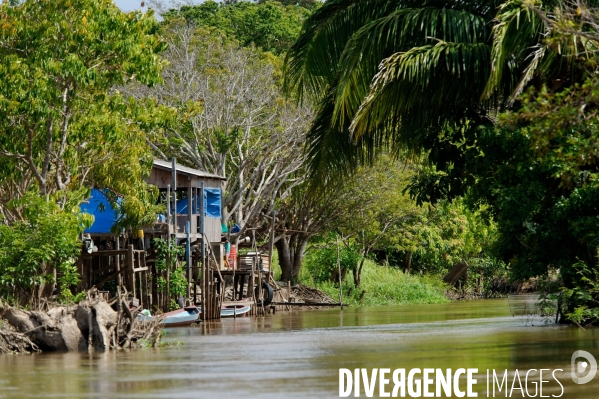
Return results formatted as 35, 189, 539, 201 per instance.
510, 43, 545, 99
333, 7, 491, 127
305, 83, 383, 186
284, 0, 501, 102
483, 0, 546, 99
350, 42, 492, 145
284, 0, 397, 101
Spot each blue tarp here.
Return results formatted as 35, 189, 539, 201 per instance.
175, 198, 195, 215
174, 188, 221, 218
204, 188, 221, 218
81, 189, 118, 234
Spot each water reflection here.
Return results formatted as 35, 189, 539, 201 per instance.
0, 295, 597, 398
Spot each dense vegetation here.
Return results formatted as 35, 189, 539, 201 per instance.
285, 0, 599, 322
162, 0, 316, 55
1, 0, 599, 320
0, 0, 166, 305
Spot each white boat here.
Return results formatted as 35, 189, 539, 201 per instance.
137, 302, 251, 326
220, 304, 251, 318
137, 306, 200, 327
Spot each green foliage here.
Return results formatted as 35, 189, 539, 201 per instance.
163, 0, 312, 55
284, 0, 599, 324
454, 72, 599, 323
0, 0, 168, 229
283, 153, 503, 297
152, 238, 187, 305
407, 199, 498, 275
153, 238, 185, 272
466, 256, 509, 294
560, 260, 599, 326
304, 243, 362, 283
332, 157, 424, 254
56, 260, 88, 304
0, 192, 92, 304
283, 0, 597, 209
463, 77, 599, 286
507, 79, 599, 186
168, 267, 188, 299
284, 0, 512, 185
320, 156, 501, 284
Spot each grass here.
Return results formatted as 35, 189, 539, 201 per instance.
312, 260, 449, 306
272, 254, 449, 306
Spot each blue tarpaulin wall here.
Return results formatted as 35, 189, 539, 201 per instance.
204, 188, 221, 218
175, 188, 221, 218
81, 189, 118, 234
175, 198, 195, 214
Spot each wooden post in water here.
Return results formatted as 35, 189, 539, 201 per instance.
166, 184, 171, 311
336, 236, 344, 310
251, 230, 262, 316
200, 182, 206, 320
185, 221, 191, 304
127, 244, 135, 299
143, 252, 150, 309
171, 157, 177, 235
116, 237, 121, 336
251, 257, 257, 316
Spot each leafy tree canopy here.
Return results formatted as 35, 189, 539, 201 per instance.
163, 0, 313, 55
0, 0, 169, 229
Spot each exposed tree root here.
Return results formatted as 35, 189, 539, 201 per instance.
0, 289, 163, 353
0, 329, 40, 354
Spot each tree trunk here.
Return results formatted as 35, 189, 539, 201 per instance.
276, 234, 310, 283
404, 251, 412, 274
353, 258, 366, 288
443, 260, 469, 286
39, 266, 57, 299
290, 239, 308, 281
276, 238, 292, 282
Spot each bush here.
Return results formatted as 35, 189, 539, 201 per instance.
152, 238, 187, 310
0, 192, 92, 305
304, 245, 362, 283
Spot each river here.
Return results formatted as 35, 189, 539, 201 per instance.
1, 295, 598, 398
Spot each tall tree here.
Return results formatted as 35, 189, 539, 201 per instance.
0, 0, 168, 303
0, 0, 167, 228
127, 23, 311, 237
272, 180, 342, 282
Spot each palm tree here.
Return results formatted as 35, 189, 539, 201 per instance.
285, 0, 569, 200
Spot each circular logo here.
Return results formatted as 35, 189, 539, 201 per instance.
571, 350, 598, 384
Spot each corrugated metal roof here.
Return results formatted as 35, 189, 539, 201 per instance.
153, 159, 226, 180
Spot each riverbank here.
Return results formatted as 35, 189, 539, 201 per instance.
281, 259, 449, 307
0, 291, 162, 354
281, 257, 541, 307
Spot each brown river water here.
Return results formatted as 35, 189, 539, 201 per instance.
1, 295, 599, 398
